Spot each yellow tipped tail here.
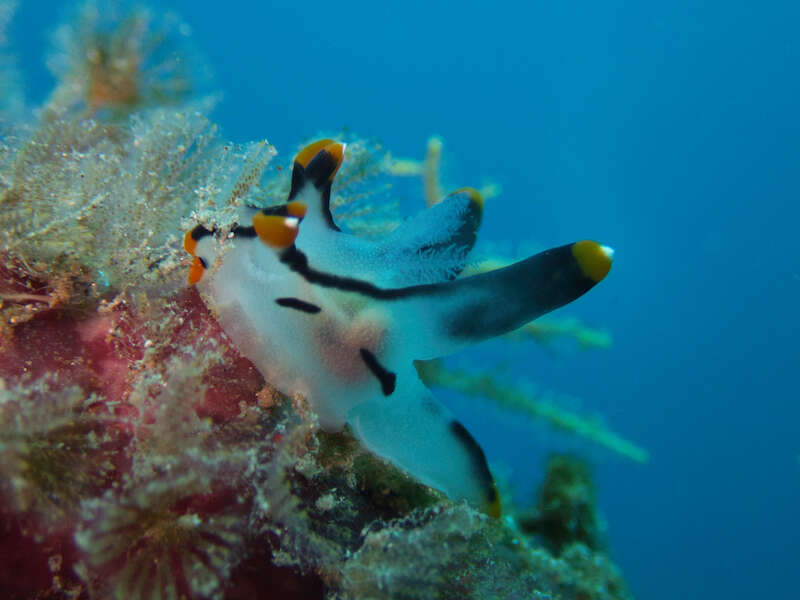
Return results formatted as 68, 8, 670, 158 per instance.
572, 240, 614, 283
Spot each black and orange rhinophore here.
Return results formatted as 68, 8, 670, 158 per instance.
184, 225, 213, 285
288, 140, 346, 230
253, 214, 300, 249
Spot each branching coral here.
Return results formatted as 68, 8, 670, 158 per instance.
387, 135, 501, 206
508, 315, 613, 351
417, 359, 649, 464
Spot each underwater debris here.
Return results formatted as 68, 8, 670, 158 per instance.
417, 359, 648, 463
46, 0, 205, 115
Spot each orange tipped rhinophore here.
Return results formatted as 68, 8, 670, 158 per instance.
184, 225, 213, 285
183, 229, 198, 255
294, 139, 336, 168
187, 256, 205, 285
319, 142, 345, 181
253, 214, 300, 249
292, 140, 345, 186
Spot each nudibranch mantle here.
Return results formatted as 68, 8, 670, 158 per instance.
185, 139, 613, 517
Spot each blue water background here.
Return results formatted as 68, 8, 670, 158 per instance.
12, 1, 800, 598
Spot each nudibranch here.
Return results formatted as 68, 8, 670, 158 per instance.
185, 139, 613, 517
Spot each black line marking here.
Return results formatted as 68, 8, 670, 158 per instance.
190, 224, 214, 241
261, 205, 291, 217
449, 420, 496, 502
280, 242, 599, 345
198, 256, 208, 269
319, 183, 340, 231
274, 297, 321, 314
359, 348, 396, 396
259, 204, 302, 218
231, 225, 257, 238
279, 246, 440, 301
288, 162, 306, 200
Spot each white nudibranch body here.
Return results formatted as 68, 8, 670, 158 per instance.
185, 140, 613, 517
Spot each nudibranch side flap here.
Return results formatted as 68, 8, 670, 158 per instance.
185, 139, 613, 517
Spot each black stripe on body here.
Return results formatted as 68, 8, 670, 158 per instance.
190, 224, 214, 241
280, 243, 596, 309
274, 297, 321, 314
231, 225, 257, 238
259, 204, 302, 218
319, 184, 339, 230
449, 420, 497, 505
261, 205, 292, 217
288, 163, 305, 200
280, 243, 601, 345
280, 246, 436, 300
359, 348, 396, 396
